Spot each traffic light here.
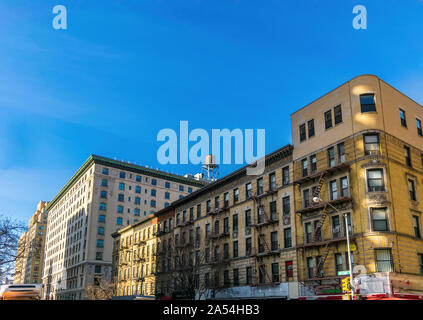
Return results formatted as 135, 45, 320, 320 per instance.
341, 277, 351, 293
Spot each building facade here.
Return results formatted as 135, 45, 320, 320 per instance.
154, 145, 299, 299
14, 232, 28, 284
13, 201, 48, 285
41, 155, 205, 300
291, 74, 423, 297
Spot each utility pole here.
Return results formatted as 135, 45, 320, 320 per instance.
344, 212, 354, 300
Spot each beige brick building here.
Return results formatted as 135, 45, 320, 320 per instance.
292, 74, 423, 298
154, 145, 298, 299
13, 201, 48, 285
41, 155, 205, 300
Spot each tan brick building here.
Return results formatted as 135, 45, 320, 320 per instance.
41, 155, 205, 300
154, 145, 299, 299
13, 201, 48, 285
292, 74, 423, 297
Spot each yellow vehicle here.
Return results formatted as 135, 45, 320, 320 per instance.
0, 284, 43, 300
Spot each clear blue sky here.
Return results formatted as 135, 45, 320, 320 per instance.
1, 0, 422, 221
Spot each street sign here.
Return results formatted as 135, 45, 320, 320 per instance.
338, 270, 350, 276
350, 244, 357, 251
341, 277, 351, 293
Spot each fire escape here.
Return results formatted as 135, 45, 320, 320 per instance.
294, 158, 353, 288
249, 185, 280, 286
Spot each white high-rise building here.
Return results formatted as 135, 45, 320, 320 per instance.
41, 155, 206, 300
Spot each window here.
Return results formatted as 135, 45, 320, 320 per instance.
120, 172, 126, 179
224, 192, 229, 207
419, 254, 423, 276
270, 201, 277, 220
232, 214, 238, 232
246, 267, 253, 285
257, 178, 263, 195
245, 209, 251, 227
299, 123, 306, 142
164, 192, 170, 199
233, 241, 238, 258
334, 105, 342, 124
101, 179, 108, 187
305, 222, 312, 243
405, 146, 412, 167
270, 231, 278, 251
98, 227, 104, 235
188, 187, 192, 193
165, 182, 170, 188
259, 265, 266, 284
224, 270, 230, 286
367, 169, 384, 192
338, 142, 346, 163
179, 185, 184, 192
412, 216, 421, 238
135, 197, 140, 205
96, 240, 104, 248
98, 215, 105, 223
117, 205, 123, 214
408, 179, 417, 201
332, 216, 341, 238
282, 196, 290, 215
197, 204, 201, 218
360, 93, 376, 112
375, 249, 393, 272
206, 200, 211, 213
245, 183, 252, 198
310, 155, 317, 174
308, 119, 315, 138
135, 186, 141, 194
233, 269, 239, 286
119, 183, 125, 191
335, 253, 343, 273
223, 217, 229, 234
245, 237, 252, 255
152, 179, 157, 186
96, 252, 103, 261
269, 172, 277, 191
284, 228, 292, 248
117, 217, 123, 225
340, 177, 349, 197
95, 265, 102, 273
271, 263, 279, 283
307, 257, 314, 278
364, 134, 380, 155
303, 189, 310, 208
324, 110, 332, 129
99, 202, 107, 211
134, 208, 140, 216
329, 180, 338, 200
233, 188, 239, 203
302, 158, 308, 177
400, 109, 407, 127
136, 175, 141, 182
150, 200, 156, 208
214, 196, 220, 209
328, 147, 335, 167
282, 166, 290, 185
102, 168, 109, 175
285, 261, 293, 280
100, 191, 107, 199
118, 194, 124, 202
417, 119, 423, 136
371, 208, 388, 231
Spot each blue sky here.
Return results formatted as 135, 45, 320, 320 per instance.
0, 0, 422, 221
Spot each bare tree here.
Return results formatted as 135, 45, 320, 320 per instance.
84, 278, 117, 300
0, 215, 27, 283
161, 234, 212, 300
